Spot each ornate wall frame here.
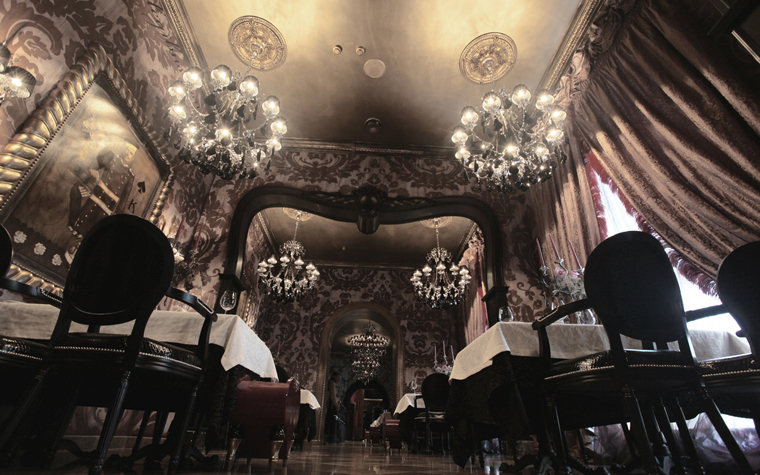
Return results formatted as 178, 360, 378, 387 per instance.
0, 43, 173, 292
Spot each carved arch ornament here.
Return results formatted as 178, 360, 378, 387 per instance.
219, 185, 505, 306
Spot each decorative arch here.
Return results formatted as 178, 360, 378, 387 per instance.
216, 185, 506, 316
314, 302, 403, 441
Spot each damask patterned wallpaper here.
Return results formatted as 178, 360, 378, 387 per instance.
252, 265, 458, 396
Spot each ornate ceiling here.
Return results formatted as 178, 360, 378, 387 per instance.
163, 0, 600, 150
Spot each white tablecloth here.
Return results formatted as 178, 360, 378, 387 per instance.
393, 392, 425, 415
300, 389, 320, 409
450, 321, 750, 382
0, 301, 278, 381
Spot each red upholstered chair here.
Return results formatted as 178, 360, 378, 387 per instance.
366, 426, 382, 446
382, 418, 403, 453
226, 376, 300, 468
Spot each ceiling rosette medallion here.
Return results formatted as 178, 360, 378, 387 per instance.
228, 16, 287, 71
459, 32, 517, 85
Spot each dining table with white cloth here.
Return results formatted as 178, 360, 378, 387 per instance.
393, 392, 425, 415
450, 321, 750, 382
446, 321, 750, 467
0, 300, 278, 380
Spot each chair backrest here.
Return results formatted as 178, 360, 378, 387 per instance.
0, 225, 14, 276
61, 214, 174, 327
584, 231, 686, 343
717, 241, 760, 357
421, 372, 450, 411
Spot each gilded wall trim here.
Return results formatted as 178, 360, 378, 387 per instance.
537, 0, 606, 92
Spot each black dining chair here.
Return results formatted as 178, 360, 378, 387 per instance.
0, 224, 63, 457
689, 241, 760, 434
413, 372, 451, 454
533, 231, 753, 475
2, 214, 215, 475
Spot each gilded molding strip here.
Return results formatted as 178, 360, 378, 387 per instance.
7, 263, 62, 294
537, 0, 606, 92
160, 0, 209, 72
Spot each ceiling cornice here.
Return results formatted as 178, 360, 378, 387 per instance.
160, 0, 209, 72
536, 0, 605, 92
281, 138, 452, 157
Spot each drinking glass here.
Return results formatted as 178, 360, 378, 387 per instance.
499, 306, 515, 322
410, 379, 418, 395
220, 290, 236, 314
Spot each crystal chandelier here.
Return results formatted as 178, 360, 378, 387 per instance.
0, 41, 35, 105
452, 83, 567, 193
165, 58, 287, 180
349, 323, 389, 383
257, 209, 320, 303
410, 218, 472, 310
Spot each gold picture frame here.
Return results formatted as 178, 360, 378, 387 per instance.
0, 43, 173, 292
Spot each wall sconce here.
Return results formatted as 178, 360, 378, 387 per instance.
0, 41, 35, 105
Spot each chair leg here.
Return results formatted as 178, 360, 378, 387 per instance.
622, 386, 659, 475
666, 398, 706, 475
132, 411, 152, 456
90, 370, 131, 475
698, 388, 754, 475
0, 367, 49, 451
168, 383, 200, 475
650, 399, 682, 472
544, 394, 572, 474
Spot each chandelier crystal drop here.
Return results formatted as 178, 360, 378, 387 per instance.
349, 323, 389, 383
411, 218, 472, 310
165, 56, 287, 180
452, 83, 567, 193
257, 210, 319, 303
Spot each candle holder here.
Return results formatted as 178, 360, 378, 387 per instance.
539, 257, 595, 324
172, 248, 202, 291
433, 355, 453, 376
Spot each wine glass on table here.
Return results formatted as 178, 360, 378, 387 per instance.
410, 379, 418, 396
220, 290, 236, 314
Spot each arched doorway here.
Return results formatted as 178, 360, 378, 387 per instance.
315, 302, 403, 440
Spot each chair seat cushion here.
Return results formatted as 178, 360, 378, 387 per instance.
0, 335, 46, 368
546, 349, 697, 392
699, 353, 760, 387
52, 333, 202, 374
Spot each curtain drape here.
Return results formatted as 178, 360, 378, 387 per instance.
565, 0, 760, 277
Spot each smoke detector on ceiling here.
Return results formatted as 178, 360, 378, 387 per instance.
363, 59, 386, 79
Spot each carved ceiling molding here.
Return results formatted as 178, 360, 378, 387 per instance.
160, 0, 210, 72
281, 138, 452, 158
536, 0, 606, 92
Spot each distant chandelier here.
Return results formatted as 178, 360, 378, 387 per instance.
454, 33, 567, 193
350, 323, 389, 383
257, 209, 320, 303
165, 58, 286, 180
411, 218, 472, 310
0, 41, 35, 105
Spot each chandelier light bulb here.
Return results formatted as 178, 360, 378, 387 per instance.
452, 126, 468, 145
511, 84, 531, 107
482, 91, 502, 113
550, 105, 567, 124
210, 65, 232, 89
546, 126, 563, 143
182, 67, 203, 90
239, 75, 259, 96
169, 104, 187, 120
535, 89, 554, 111
271, 117, 288, 135
262, 95, 280, 117
461, 106, 479, 126
168, 80, 187, 100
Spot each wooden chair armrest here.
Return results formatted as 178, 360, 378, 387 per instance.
532, 298, 591, 361
0, 277, 62, 308
685, 304, 726, 322
165, 287, 217, 365
166, 287, 217, 322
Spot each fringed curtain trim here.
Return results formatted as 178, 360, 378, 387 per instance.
583, 140, 717, 296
